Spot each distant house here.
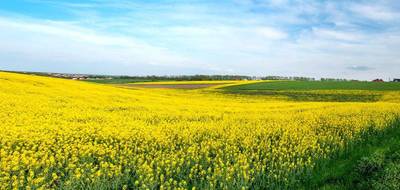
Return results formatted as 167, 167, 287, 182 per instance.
372, 79, 384, 82
394, 79, 400, 82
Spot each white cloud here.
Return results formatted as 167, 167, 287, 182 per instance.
312, 28, 365, 42
1, 1, 400, 80
0, 16, 200, 74
254, 27, 287, 40
350, 4, 400, 22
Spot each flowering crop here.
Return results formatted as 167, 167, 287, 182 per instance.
1, 72, 399, 189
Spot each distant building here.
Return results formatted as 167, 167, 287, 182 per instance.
372, 79, 384, 82
394, 78, 400, 82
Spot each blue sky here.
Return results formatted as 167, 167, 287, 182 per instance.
0, 0, 399, 79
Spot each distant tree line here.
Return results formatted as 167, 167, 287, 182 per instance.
3, 70, 364, 82
262, 76, 360, 82
320, 78, 355, 82
111, 75, 254, 81
107, 75, 357, 82
261, 76, 316, 81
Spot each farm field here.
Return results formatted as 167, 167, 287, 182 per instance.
224, 81, 400, 91
117, 81, 239, 89
1, 72, 400, 189
222, 81, 400, 103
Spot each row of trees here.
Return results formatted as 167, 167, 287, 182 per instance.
3, 70, 360, 82
261, 76, 316, 81
92, 75, 356, 82
111, 75, 254, 81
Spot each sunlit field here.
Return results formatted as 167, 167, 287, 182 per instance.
1, 72, 400, 189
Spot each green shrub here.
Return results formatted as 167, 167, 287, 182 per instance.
372, 163, 400, 190
355, 152, 385, 178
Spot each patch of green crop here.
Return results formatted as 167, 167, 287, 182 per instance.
302, 120, 400, 190
224, 81, 400, 91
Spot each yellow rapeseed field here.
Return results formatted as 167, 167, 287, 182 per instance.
1, 72, 400, 189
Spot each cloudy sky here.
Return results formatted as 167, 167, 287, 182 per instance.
0, 0, 399, 79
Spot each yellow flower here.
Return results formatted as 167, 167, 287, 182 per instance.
0, 71, 399, 189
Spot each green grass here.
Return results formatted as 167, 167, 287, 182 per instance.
302, 120, 400, 189
224, 81, 400, 91
223, 90, 382, 102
